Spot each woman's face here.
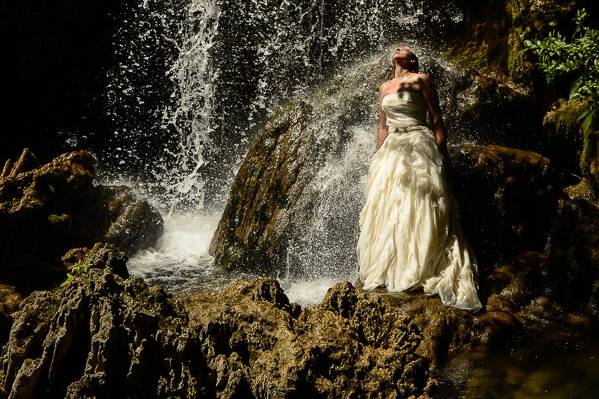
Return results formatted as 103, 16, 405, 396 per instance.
392, 47, 415, 69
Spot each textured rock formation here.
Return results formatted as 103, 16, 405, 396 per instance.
0, 268, 211, 399
185, 279, 435, 398
208, 102, 313, 275
0, 149, 163, 290
0, 261, 438, 398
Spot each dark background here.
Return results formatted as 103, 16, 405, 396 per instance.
1, 0, 129, 163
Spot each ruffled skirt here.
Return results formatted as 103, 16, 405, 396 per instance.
356, 124, 482, 311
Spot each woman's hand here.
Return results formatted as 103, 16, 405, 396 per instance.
437, 139, 451, 170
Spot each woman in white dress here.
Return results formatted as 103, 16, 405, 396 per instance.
356, 47, 482, 312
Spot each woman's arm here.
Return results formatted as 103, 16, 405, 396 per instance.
376, 85, 389, 151
420, 74, 450, 165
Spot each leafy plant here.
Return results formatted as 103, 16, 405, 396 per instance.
524, 8, 598, 130
60, 257, 93, 288
525, 9, 599, 189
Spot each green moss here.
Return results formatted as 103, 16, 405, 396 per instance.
444, 45, 489, 73
564, 178, 597, 203
543, 99, 587, 141
48, 213, 70, 224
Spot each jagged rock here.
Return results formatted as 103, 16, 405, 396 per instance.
184, 278, 436, 398
0, 268, 212, 399
0, 268, 436, 398
0, 264, 592, 398
0, 149, 163, 291
61, 243, 129, 279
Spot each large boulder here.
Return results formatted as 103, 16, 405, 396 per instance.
208, 102, 314, 275
0, 149, 163, 290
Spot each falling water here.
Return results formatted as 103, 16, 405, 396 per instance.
102, 0, 468, 304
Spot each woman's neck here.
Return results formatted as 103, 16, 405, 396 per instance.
394, 66, 411, 79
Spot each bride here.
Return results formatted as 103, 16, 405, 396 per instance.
356, 47, 482, 312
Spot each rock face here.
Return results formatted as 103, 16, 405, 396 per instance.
184, 279, 435, 398
208, 102, 314, 275
0, 268, 210, 399
0, 149, 163, 290
0, 259, 437, 398
0, 242, 595, 398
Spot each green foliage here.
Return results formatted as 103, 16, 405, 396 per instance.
524, 9, 598, 128
525, 9, 599, 187
60, 257, 93, 288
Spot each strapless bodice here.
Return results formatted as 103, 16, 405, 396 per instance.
381, 90, 427, 128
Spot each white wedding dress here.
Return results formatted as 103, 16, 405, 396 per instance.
356, 90, 482, 311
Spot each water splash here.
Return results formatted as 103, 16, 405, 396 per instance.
103, 1, 469, 304
103, 0, 463, 211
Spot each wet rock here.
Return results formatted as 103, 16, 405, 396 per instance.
208, 102, 317, 275
0, 149, 163, 291
0, 273, 435, 398
183, 279, 436, 398
0, 268, 212, 399
61, 243, 129, 280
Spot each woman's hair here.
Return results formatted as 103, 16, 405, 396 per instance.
391, 47, 419, 74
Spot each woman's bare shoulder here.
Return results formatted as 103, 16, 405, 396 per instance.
378, 80, 394, 93
416, 72, 432, 82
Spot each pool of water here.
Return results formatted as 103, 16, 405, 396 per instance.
127, 210, 352, 306
437, 334, 599, 398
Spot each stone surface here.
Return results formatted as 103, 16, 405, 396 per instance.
0, 268, 211, 399
0, 265, 438, 398
209, 103, 314, 276
0, 149, 163, 291
184, 279, 436, 398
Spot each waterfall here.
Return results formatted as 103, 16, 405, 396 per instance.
103, 0, 462, 211
104, 0, 467, 301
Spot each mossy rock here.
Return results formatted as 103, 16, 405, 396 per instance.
0, 149, 163, 292
446, 0, 577, 82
